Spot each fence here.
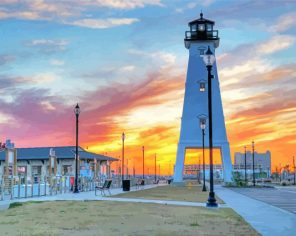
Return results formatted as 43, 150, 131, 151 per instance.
0, 175, 96, 201
0, 175, 156, 201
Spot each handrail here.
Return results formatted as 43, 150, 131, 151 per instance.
185, 30, 219, 40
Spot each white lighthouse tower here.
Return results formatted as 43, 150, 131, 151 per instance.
173, 13, 233, 183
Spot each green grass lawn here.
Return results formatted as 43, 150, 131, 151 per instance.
113, 184, 224, 204
0, 201, 259, 236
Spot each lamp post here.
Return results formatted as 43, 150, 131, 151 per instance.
293, 156, 295, 185
142, 146, 145, 179
198, 157, 201, 184
74, 103, 80, 193
122, 132, 125, 181
154, 153, 157, 182
133, 158, 136, 178
199, 116, 207, 192
159, 164, 160, 177
252, 141, 255, 187
203, 46, 217, 207
126, 157, 129, 179
244, 146, 247, 185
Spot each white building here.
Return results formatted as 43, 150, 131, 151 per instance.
0, 146, 118, 182
234, 151, 271, 177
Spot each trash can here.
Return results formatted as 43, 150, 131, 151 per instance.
167, 179, 172, 184
70, 176, 75, 191
122, 180, 130, 191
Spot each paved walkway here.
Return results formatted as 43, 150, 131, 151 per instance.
215, 185, 296, 236
1, 184, 221, 210
229, 186, 296, 214
0, 185, 156, 209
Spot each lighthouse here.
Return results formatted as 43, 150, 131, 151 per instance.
173, 13, 233, 183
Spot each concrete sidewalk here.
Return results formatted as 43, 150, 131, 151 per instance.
0, 184, 230, 209
0, 184, 157, 210
215, 185, 296, 236
1, 184, 221, 209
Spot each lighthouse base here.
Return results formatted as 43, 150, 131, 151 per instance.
173, 142, 233, 183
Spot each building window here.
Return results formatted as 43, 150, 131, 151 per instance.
32, 166, 42, 176
200, 82, 206, 92
63, 165, 72, 175
17, 166, 27, 175
198, 24, 205, 31
191, 24, 197, 31
207, 24, 213, 31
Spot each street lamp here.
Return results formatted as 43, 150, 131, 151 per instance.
244, 146, 247, 185
126, 156, 129, 179
293, 156, 295, 185
74, 103, 80, 193
202, 46, 217, 207
154, 153, 157, 182
252, 140, 255, 187
142, 146, 145, 180
199, 116, 207, 192
122, 132, 125, 181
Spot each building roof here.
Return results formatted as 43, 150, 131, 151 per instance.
0, 146, 118, 161
188, 12, 215, 25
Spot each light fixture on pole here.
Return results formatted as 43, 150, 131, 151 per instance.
202, 46, 217, 207
74, 103, 80, 193
199, 115, 207, 192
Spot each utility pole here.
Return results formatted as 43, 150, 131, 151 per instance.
279, 165, 282, 182
133, 158, 135, 178
142, 146, 145, 179
126, 157, 129, 179
159, 164, 160, 177
244, 146, 247, 184
154, 153, 157, 182
252, 141, 255, 187
293, 156, 296, 185
122, 132, 125, 181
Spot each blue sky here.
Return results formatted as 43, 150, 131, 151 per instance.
0, 0, 295, 171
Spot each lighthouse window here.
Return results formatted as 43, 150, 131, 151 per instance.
198, 24, 205, 31
191, 24, 197, 31
200, 82, 206, 92
207, 24, 213, 31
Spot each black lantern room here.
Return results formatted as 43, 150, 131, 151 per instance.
185, 13, 219, 48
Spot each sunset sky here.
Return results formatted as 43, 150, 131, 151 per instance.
0, 0, 295, 174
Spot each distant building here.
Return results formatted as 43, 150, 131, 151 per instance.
184, 164, 223, 180
234, 151, 271, 177
182, 150, 272, 180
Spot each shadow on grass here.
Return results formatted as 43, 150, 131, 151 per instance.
9, 201, 44, 209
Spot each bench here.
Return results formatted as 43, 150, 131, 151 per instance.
135, 179, 145, 189
95, 179, 112, 196
153, 179, 159, 184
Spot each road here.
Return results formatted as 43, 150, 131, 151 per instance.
230, 186, 296, 214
